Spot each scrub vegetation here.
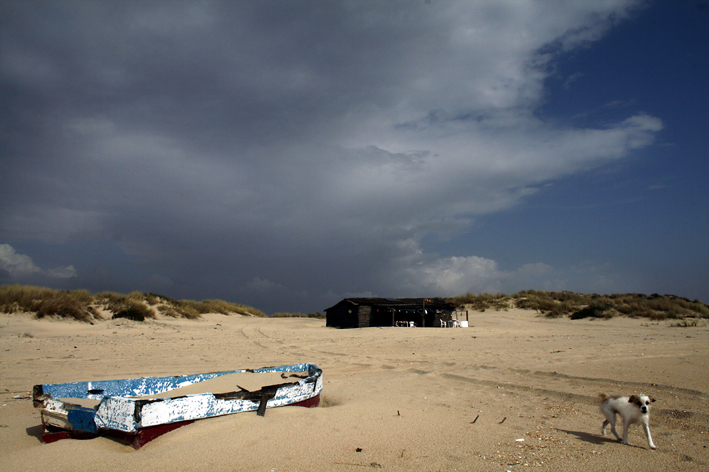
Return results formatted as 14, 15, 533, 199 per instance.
271, 312, 326, 319
449, 289, 709, 320
0, 284, 266, 322
2, 284, 706, 323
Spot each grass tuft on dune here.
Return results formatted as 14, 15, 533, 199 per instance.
0, 284, 266, 322
448, 289, 709, 320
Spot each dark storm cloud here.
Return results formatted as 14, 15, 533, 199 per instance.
1, 1, 663, 312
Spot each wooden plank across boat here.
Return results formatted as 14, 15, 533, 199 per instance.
32, 363, 322, 448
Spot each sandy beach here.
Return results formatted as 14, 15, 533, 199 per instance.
1, 309, 707, 471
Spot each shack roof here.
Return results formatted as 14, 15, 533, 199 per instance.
325, 297, 455, 312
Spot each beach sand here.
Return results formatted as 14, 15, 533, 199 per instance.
1, 309, 707, 471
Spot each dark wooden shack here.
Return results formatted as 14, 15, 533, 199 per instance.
325, 298, 455, 328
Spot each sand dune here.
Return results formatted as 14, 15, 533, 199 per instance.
1, 309, 707, 471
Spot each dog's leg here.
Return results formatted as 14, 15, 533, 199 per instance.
642, 420, 656, 449
608, 413, 622, 441
601, 419, 609, 436
621, 417, 631, 445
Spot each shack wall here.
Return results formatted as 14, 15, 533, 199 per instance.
325, 302, 358, 328
357, 305, 372, 327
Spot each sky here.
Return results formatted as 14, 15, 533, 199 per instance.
1, 0, 707, 314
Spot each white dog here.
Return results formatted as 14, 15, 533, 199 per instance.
600, 393, 656, 449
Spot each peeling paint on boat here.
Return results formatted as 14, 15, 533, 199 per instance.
33, 363, 323, 436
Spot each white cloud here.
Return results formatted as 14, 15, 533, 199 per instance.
381, 241, 624, 299
417, 255, 504, 295
45, 265, 78, 279
0, 244, 77, 279
385, 241, 549, 296
0, 244, 42, 277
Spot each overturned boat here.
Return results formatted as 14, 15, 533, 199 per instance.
33, 362, 322, 448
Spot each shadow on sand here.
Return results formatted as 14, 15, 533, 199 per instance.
25, 424, 44, 442
555, 428, 620, 446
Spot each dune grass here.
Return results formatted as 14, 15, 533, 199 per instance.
449, 289, 709, 320
0, 285, 96, 322
448, 292, 511, 312
0, 285, 265, 322
172, 299, 266, 318
271, 312, 326, 319
2, 284, 706, 323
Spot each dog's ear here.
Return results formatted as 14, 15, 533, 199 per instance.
650, 397, 656, 403
628, 395, 636, 403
